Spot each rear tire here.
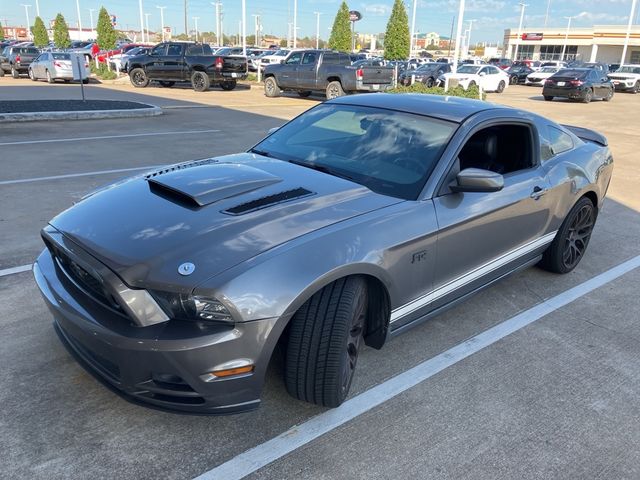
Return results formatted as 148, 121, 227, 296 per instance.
129, 68, 149, 88
539, 197, 597, 274
326, 80, 345, 99
11, 66, 19, 78
158, 81, 175, 88
219, 80, 237, 91
264, 76, 280, 97
496, 80, 506, 93
603, 88, 613, 102
191, 71, 210, 92
633, 81, 640, 94
285, 276, 367, 408
510, 75, 518, 85
298, 90, 312, 98
544, 95, 554, 101
425, 77, 434, 88
582, 88, 593, 103
46, 70, 54, 84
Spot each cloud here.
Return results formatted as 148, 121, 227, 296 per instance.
363, 3, 392, 15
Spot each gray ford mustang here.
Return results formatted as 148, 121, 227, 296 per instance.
34, 94, 613, 414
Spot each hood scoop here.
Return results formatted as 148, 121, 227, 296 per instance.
224, 187, 314, 215
147, 162, 282, 207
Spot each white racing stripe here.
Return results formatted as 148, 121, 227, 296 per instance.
0, 264, 33, 277
0, 165, 159, 186
0, 129, 220, 147
194, 254, 640, 480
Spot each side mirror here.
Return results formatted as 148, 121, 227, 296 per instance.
479, 71, 486, 77
450, 168, 504, 193
267, 126, 281, 135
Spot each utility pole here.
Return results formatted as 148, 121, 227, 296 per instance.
156, 6, 166, 41
513, 3, 528, 61
621, 0, 638, 65
145, 13, 152, 42
409, 0, 417, 58
314, 12, 321, 49
287, 22, 293, 48
20, 4, 31, 37
88, 9, 95, 34
193, 16, 199, 42
452, 0, 466, 73
293, 0, 298, 48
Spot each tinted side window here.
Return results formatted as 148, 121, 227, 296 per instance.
302, 53, 316, 65
167, 44, 183, 56
186, 45, 203, 55
323, 53, 339, 64
202, 44, 213, 55
548, 126, 574, 155
151, 44, 166, 56
285, 52, 302, 64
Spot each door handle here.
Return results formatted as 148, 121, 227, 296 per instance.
530, 186, 547, 199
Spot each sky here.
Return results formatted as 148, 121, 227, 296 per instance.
1, 0, 639, 44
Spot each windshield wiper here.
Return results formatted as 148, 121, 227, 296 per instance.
286, 159, 357, 183
249, 147, 277, 158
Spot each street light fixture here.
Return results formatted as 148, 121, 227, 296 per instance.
138, 0, 145, 43
513, 3, 528, 61
145, 13, 152, 42
467, 19, 476, 55
409, 0, 418, 59
20, 4, 31, 38
88, 9, 95, 35
561, 13, 585, 61
452, 0, 466, 73
193, 16, 199, 42
156, 6, 166, 42
621, 0, 638, 65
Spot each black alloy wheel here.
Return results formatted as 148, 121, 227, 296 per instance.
129, 68, 149, 88
191, 71, 210, 92
425, 77, 434, 88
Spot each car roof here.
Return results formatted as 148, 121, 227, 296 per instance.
329, 94, 509, 123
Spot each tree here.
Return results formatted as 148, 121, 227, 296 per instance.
53, 13, 71, 49
328, 2, 351, 52
96, 7, 117, 51
383, 0, 410, 60
0, 21, 5, 41
32, 17, 49, 47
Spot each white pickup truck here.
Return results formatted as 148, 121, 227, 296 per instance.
608, 64, 640, 93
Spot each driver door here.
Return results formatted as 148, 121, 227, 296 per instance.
278, 51, 303, 88
145, 44, 167, 79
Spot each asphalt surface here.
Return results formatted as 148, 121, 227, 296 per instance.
1, 79, 639, 480
0, 100, 156, 113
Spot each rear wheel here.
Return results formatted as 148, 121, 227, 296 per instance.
326, 80, 345, 99
191, 71, 210, 92
510, 75, 518, 85
129, 68, 149, 88
582, 88, 593, 103
285, 276, 367, 407
633, 81, 640, 94
298, 90, 312, 98
603, 87, 613, 102
425, 77, 435, 88
539, 197, 596, 274
219, 80, 237, 91
29, 68, 36, 81
11, 66, 19, 78
468, 80, 476, 89
543, 95, 554, 101
496, 80, 506, 93
46, 70, 54, 84
264, 76, 280, 97
158, 81, 175, 88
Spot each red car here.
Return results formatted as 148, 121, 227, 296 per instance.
96, 43, 147, 63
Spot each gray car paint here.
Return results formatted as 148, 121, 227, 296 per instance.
34, 94, 613, 413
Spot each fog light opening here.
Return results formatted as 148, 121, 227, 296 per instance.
211, 365, 254, 378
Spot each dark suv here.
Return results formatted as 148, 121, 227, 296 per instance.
0, 45, 40, 77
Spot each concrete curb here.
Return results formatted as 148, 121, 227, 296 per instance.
0, 104, 163, 123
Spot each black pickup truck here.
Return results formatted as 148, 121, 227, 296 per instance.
263, 50, 395, 99
126, 42, 247, 92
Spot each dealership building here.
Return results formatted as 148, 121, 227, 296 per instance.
504, 25, 640, 64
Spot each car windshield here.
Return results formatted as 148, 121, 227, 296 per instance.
252, 104, 456, 200
52, 53, 71, 60
125, 47, 143, 56
20, 48, 39, 54
540, 67, 558, 73
457, 65, 480, 74
555, 69, 588, 78
274, 50, 290, 56
617, 66, 640, 74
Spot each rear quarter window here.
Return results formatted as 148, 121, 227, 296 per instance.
541, 126, 574, 160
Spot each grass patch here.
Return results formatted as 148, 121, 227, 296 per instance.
90, 63, 117, 80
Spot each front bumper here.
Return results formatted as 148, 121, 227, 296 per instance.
34, 248, 281, 414
610, 79, 637, 91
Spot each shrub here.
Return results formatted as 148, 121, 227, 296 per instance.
90, 63, 117, 80
388, 82, 486, 100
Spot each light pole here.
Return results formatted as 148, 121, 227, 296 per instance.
621, 0, 638, 65
561, 15, 575, 61
20, 4, 31, 37
212, 2, 222, 47
409, 0, 417, 59
138, 0, 145, 43
241, 0, 246, 55
88, 9, 95, 35
513, 3, 528, 61
35, 0, 40, 18
467, 19, 476, 55
293, 0, 298, 48
145, 13, 151, 42
314, 12, 321, 49
193, 16, 199, 42
452, 0, 466, 72
544, 0, 551, 27
76, 0, 83, 36
252, 14, 260, 47
156, 6, 166, 41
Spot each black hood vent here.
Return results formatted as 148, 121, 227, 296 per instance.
224, 188, 314, 215
145, 158, 220, 179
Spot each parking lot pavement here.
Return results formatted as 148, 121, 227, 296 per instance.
1, 81, 639, 479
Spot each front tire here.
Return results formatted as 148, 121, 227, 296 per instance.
264, 76, 280, 97
496, 80, 506, 93
633, 81, 640, 94
191, 71, 210, 92
510, 75, 518, 85
129, 68, 149, 88
219, 80, 237, 91
603, 87, 613, 102
29, 69, 36, 81
539, 197, 597, 274
46, 70, 54, 84
582, 88, 593, 103
326, 80, 345, 99
425, 77, 435, 88
285, 276, 367, 408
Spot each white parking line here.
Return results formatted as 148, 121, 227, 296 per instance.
0, 129, 220, 147
0, 165, 159, 186
194, 254, 640, 480
0, 264, 33, 277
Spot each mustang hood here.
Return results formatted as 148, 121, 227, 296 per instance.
49, 153, 399, 290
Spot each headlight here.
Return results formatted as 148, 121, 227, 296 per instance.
150, 291, 234, 323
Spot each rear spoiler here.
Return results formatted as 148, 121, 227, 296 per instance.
561, 124, 608, 147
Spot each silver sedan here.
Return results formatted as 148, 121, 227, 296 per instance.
28, 52, 89, 83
